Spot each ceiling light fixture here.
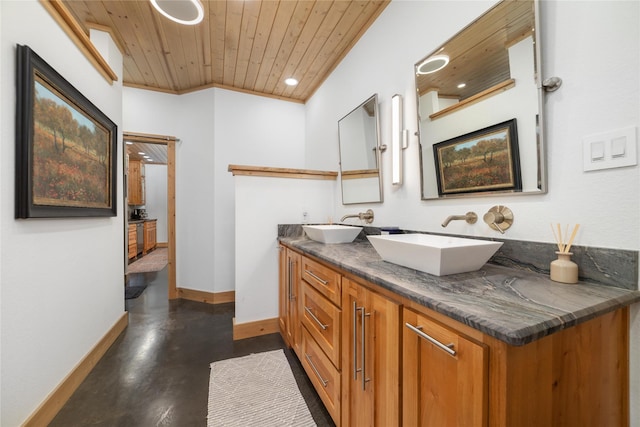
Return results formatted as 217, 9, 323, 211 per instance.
150, 0, 204, 26
284, 77, 299, 86
457, 83, 466, 88
416, 54, 450, 75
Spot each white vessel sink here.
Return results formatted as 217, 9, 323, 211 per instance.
303, 225, 363, 244
367, 234, 503, 276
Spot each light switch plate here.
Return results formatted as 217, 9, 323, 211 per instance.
583, 126, 637, 172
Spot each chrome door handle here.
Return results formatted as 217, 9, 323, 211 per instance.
305, 270, 328, 286
305, 353, 329, 387
304, 306, 328, 330
405, 322, 456, 356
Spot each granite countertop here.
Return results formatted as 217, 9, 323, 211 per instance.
279, 236, 640, 346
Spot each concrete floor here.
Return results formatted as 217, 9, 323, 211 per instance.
50, 268, 334, 426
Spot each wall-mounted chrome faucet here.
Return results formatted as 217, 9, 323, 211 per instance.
341, 209, 374, 224
441, 212, 477, 228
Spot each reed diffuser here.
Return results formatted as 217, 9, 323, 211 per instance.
549, 223, 580, 284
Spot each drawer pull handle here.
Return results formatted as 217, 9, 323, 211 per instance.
405, 322, 456, 356
305, 270, 328, 286
305, 353, 329, 387
304, 306, 328, 330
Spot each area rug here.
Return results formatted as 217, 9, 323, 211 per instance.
128, 248, 168, 273
124, 285, 147, 300
207, 350, 316, 427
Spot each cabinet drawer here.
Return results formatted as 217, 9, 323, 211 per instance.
301, 282, 341, 369
301, 256, 341, 307
301, 326, 341, 426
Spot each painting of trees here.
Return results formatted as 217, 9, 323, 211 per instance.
16, 44, 117, 218
31, 77, 111, 207
433, 119, 521, 195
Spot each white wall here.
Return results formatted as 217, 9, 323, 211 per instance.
124, 87, 306, 294
213, 90, 306, 293
144, 164, 168, 243
234, 176, 335, 324
0, 2, 125, 425
305, 0, 640, 423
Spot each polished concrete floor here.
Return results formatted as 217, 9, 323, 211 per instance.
50, 268, 334, 426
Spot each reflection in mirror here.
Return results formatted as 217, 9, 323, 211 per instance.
416, 0, 546, 199
338, 94, 383, 204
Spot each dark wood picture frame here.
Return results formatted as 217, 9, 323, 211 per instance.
433, 119, 521, 196
15, 44, 117, 218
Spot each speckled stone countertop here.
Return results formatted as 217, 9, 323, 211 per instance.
279, 236, 640, 346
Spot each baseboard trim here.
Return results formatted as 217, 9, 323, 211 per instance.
157, 242, 168, 248
232, 317, 279, 340
22, 312, 129, 427
177, 287, 235, 304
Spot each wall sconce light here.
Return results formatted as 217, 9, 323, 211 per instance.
391, 94, 408, 185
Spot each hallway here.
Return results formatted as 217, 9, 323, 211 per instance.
50, 268, 333, 426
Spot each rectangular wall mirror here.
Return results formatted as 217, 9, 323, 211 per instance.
338, 94, 383, 204
416, 0, 546, 200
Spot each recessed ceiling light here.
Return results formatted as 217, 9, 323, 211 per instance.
138, 152, 145, 155
284, 77, 299, 86
126, 141, 133, 145
416, 54, 449, 75
457, 83, 466, 88
150, 0, 204, 26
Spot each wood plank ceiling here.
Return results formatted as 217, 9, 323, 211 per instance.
63, 0, 390, 103
415, 0, 534, 101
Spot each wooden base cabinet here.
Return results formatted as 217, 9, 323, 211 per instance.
403, 308, 488, 427
127, 224, 136, 260
143, 220, 157, 254
342, 278, 401, 427
279, 245, 630, 427
278, 246, 301, 352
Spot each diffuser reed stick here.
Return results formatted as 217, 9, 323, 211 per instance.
550, 223, 580, 253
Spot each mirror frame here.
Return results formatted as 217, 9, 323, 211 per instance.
416, 0, 547, 200
338, 94, 384, 205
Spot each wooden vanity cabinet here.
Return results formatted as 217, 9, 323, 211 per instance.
278, 246, 301, 352
279, 244, 631, 427
297, 253, 343, 426
403, 303, 629, 427
403, 307, 488, 427
342, 277, 401, 427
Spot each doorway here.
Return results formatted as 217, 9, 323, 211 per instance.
123, 132, 177, 299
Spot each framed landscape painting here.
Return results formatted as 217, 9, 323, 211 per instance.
15, 44, 117, 218
433, 119, 521, 196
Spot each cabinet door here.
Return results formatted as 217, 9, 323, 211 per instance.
403, 308, 487, 427
128, 225, 137, 260
285, 250, 301, 353
278, 246, 288, 340
343, 278, 400, 427
128, 160, 141, 205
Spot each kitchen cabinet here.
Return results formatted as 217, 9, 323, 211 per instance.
143, 220, 157, 254
402, 307, 487, 427
278, 246, 301, 352
127, 224, 136, 260
128, 159, 145, 206
342, 277, 401, 427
